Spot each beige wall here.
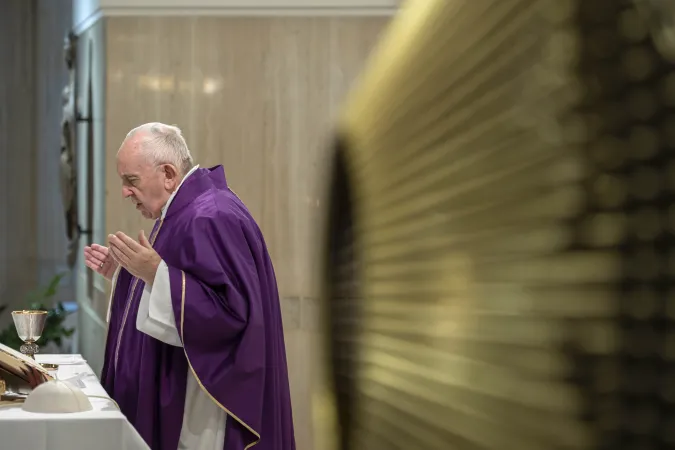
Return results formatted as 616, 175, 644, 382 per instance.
101, 15, 387, 449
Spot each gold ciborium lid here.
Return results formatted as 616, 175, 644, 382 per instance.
11, 310, 48, 359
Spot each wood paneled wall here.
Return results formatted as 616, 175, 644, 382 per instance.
102, 16, 387, 449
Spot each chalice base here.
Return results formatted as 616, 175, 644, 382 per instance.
19, 342, 39, 359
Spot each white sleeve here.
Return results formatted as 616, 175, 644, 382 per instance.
136, 260, 183, 347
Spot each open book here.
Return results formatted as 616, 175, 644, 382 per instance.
0, 342, 52, 392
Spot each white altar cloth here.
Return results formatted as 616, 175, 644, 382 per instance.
0, 354, 149, 450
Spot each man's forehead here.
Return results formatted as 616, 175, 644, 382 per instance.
117, 142, 146, 177
117, 141, 140, 159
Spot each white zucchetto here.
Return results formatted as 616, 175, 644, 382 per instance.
22, 380, 93, 413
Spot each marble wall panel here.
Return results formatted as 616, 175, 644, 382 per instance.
105, 16, 385, 298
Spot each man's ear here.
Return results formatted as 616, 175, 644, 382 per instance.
162, 164, 180, 189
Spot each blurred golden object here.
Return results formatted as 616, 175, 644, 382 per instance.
319, 0, 675, 449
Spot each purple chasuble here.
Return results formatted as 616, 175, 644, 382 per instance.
101, 166, 296, 450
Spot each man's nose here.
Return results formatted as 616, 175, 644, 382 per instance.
122, 186, 133, 198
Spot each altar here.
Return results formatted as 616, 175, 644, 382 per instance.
0, 354, 149, 450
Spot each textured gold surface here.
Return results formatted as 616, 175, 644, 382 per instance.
322, 0, 675, 449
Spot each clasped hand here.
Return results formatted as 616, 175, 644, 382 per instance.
108, 231, 161, 286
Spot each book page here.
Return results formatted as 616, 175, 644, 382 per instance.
0, 342, 49, 382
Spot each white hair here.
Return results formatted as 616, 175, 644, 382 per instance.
124, 122, 194, 175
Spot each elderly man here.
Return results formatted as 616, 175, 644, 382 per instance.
83, 123, 296, 450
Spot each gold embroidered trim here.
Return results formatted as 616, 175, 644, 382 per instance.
180, 270, 261, 449
113, 219, 165, 371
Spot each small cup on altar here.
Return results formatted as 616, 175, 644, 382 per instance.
40, 363, 59, 378
11, 310, 48, 359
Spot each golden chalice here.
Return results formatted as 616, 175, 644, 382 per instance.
11, 310, 48, 359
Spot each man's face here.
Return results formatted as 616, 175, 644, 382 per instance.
116, 142, 174, 220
